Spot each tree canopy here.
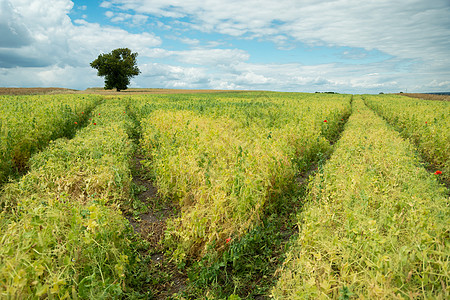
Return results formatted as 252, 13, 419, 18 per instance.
90, 48, 140, 91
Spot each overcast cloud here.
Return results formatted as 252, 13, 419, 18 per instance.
0, 0, 449, 93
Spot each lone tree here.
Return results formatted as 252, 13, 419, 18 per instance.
90, 48, 140, 91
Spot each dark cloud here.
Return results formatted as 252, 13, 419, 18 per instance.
0, 23, 32, 48
0, 0, 32, 48
0, 51, 51, 68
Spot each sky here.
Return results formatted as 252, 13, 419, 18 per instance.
0, 0, 449, 93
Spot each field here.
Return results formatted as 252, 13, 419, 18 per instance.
398, 93, 450, 102
0, 87, 243, 96
0, 90, 448, 299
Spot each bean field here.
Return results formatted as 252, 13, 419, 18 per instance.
0, 92, 448, 299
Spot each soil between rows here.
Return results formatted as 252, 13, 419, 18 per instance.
127, 155, 187, 299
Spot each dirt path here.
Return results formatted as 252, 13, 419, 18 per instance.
127, 155, 187, 299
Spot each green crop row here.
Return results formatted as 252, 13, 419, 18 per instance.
136, 92, 352, 262
130, 92, 350, 139
272, 96, 449, 298
364, 94, 450, 183
0, 98, 140, 298
0, 94, 103, 184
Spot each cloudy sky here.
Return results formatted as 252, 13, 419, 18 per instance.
1, 0, 449, 93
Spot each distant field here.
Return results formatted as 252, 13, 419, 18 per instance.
0, 87, 244, 95
81, 87, 246, 95
0, 87, 77, 95
399, 93, 450, 101
0, 91, 448, 299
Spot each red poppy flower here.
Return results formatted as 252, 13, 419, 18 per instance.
74, 121, 77, 124
93, 123, 96, 125
425, 122, 427, 124
81, 112, 84, 114
324, 120, 327, 123
226, 238, 231, 243
435, 170, 442, 175
98, 113, 101, 115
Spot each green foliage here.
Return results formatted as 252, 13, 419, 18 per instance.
364, 94, 450, 184
0, 98, 148, 298
0, 195, 130, 298
4, 92, 446, 298
186, 211, 300, 299
0, 94, 102, 185
273, 96, 449, 299
90, 48, 140, 91
136, 92, 351, 262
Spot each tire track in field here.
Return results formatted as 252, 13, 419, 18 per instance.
122, 104, 187, 299
127, 153, 187, 299
272, 96, 449, 298
1, 98, 103, 183
362, 96, 450, 191
0, 97, 104, 214
186, 99, 354, 299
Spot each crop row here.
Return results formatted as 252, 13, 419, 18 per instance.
0, 95, 102, 184
364, 94, 449, 183
0, 99, 139, 298
131, 93, 352, 262
0, 92, 352, 298
1, 92, 446, 298
273, 96, 449, 298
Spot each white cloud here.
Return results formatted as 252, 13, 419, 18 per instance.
178, 37, 200, 46
105, 11, 114, 18
105, 0, 450, 67
237, 72, 271, 85
173, 49, 249, 66
69, 20, 161, 64
100, 1, 112, 8
0, 0, 160, 68
428, 80, 450, 88
131, 14, 149, 25
131, 59, 398, 93
138, 63, 209, 88
0, 65, 102, 89
0, 0, 161, 88
105, 11, 148, 25
94, 0, 450, 92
